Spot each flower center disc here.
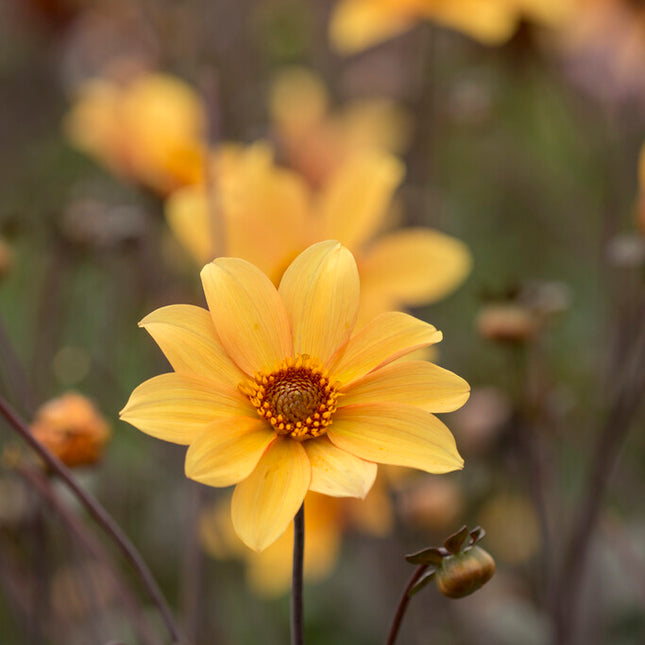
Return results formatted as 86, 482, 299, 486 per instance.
241, 356, 339, 441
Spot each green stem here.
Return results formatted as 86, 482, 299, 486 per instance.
385, 564, 429, 645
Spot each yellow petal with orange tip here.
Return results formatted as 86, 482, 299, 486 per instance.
340, 360, 470, 413
139, 304, 245, 386
328, 311, 442, 386
232, 438, 311, 551
328, 403, 463, 474
120, 373, 254, 445
304, 436, 376, 498
316, 150, 404, 248
185, 417, 276, 487
200, 257, 292, 377
360, 228, 472, 308
278, 240, 359, 363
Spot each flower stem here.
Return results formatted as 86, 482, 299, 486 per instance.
0, 394, 182, 644
291, 503, 305, 645
385, 564, 429, 645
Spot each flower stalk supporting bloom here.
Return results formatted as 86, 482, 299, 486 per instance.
291, 504, 305, 645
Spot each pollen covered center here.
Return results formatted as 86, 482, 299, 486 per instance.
240, 356, 339, 441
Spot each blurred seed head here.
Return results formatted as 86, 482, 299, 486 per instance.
398, 477, 463, 532
477, 303, 538, 343
478, 494, 540, 564
61, 199, 146, 248
31, 392, 111, 468
450, 386, 511, 454
606, 233, 645, 268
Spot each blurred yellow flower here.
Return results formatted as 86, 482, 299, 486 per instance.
270, 67, 411, 187
121, 240, 468, 550
31, 392, 111, 468
329, 0, 574, 54
64, 71, 205, 194
166, 143, 472, 323
200, 483, 393, 596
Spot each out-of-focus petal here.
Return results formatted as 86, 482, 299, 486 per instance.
359, 229, 472, 309
220, 144, 310, 284
328, 403, 463, 474
139, 305, 245, 385
270, 67, 329, 134
279, 241, 359, 362
185, 417, 276, 486
201, 258, 292, 376
120, 373, 253, 444
329, 312, 442, 386
329, 0, 416, 55
305, 436, 376, 498
232, 438, 311, 551
340, 360, 470, 412
165, 187, 214, 265
315, 151, 404, 248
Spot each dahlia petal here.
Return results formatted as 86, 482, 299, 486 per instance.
315, 151, 404, 248
140, 304, 245, 385
328, 403, 463, 474
340, 360, 470, 412
120, 373, 253, 444
201, 258, 292, 376
305, 436, 376, 498
185, 417, 276, 487
232, 438, 311, 551
359, 229, 472, 309
329, 312, 442, 386
279, 240, 359, 362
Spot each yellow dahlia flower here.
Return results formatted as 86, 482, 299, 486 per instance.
64, 71, 205, 194
165, 144, 472, 324
330, 0, 574, 54
120, 240, 468, 550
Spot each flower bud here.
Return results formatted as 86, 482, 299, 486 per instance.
476, 304, 537, 343
31, 392, 111, 468
435, 545, 495, 599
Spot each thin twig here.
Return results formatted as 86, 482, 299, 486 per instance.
291, 504, 305, 645
385, 564, 429, 645
552, 322, 645, 644
0, 394, 182, 644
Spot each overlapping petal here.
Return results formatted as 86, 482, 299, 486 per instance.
120, 373, 254, 444
359, 229, 472, 309
139, 305, 245, 385
315, 151, 404, 248
328, 403, 463, 474
185, 417, 276, 487
340, 360, 470, 412
279, 240, 359, 362
232, 438, 311, 551
305, 436, 376, 498
201, 258, 292, 376
329, 311, 442, 385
